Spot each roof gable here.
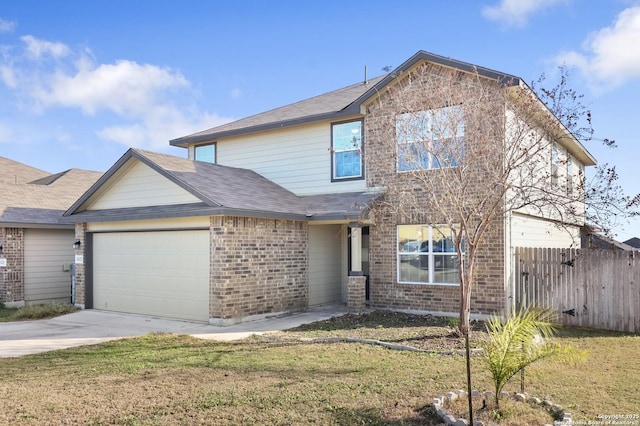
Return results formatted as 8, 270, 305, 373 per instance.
63, 149, 381, 222
88, 160, 202, 210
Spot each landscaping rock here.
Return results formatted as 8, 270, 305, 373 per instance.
453, 419, 469, 426
443, 414, 457, 425
528, 396, 542, 404
447, 391, 458, 402
514, 392, 526, 401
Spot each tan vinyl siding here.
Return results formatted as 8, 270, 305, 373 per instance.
24, 229, 74, 304
88, 161, 200, 210
212, 122, 366, 195
308, 224, 343, 305
510, 213, 580, 248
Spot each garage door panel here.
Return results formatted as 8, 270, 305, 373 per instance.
93, 230, 209, 322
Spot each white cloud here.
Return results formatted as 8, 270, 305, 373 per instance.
482, 0, 568, 27
0, 65, 17, 88
21, 35, 70, 59
41, 59, 189, 115
0, 34, 233, 150
0, 18, 16, 33
556, 6, 640, 90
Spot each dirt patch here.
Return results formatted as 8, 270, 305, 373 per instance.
271, 310, 487, 352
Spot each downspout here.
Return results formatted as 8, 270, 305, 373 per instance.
70, 263, 76, 305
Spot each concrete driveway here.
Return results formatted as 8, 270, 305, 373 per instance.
0, 306, 347, 358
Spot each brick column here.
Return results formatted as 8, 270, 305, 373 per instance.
0, 227, 25, 305
348, 275, 366, 314
73, 223, 87, 308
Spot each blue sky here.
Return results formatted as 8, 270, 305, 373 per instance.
1, 0, 640, 239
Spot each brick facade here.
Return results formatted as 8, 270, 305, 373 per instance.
210, 216, 308, 324
0, 227, 25, 305
363, 66, 506, 316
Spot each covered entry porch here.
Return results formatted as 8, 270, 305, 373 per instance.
308, 222, 369, 312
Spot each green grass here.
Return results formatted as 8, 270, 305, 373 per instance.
0, 311, 638, 425
0, 302, 78, 321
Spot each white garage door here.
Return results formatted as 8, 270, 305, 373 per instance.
93, 230, 209, 322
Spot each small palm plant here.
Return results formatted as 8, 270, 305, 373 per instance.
483, 307, 559, 409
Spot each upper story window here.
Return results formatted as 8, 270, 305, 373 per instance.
397, 224, 462, 286
195, 143, 216, 163
566, 154, 574, 195
551, 143, 559, 186
396, 106, 464, 172
332, 120, 363, 181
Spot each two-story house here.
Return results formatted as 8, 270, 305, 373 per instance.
63, 51, 596, 324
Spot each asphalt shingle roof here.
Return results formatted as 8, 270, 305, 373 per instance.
1, 157, 103, 226
64, 149, 379, 222
170, 75, 386, 146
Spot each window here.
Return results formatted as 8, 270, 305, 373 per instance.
332, 120, 363, 180
551, 144, 559, 186
397, 225, 462, 285
566, 155, 573, 195
195, 143, 216, 163
396, 106, 464, 172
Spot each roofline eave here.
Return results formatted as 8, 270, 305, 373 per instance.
59, 206, 312, 224
169, 108, 363, 147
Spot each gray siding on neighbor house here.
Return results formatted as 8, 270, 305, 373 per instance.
24, 229, 74, 304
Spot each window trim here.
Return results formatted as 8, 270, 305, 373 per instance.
396, 106, 464, 173
331, 119, 364, 182
566, 154, 574, 195
195, 142, 217, 164
551, 143, 559, 186
397, 224, 462, 286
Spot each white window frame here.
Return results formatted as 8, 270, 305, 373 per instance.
397, 224, 462, 286
195, 143, 216, 163
331, 120, 363, 181
396, 106, 464, 172
566, 154, 574, 195
551, 143, 559, 186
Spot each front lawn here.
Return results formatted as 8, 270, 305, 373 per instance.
0, 303, 78, 322
0, 311, 637, 425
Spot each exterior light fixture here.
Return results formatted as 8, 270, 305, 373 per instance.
73, 240, 82, 249
0, 245, 3, 254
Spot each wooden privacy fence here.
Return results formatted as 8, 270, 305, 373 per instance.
514, 247, 640, 333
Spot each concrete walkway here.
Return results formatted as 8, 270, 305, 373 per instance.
0, 306, 347, 358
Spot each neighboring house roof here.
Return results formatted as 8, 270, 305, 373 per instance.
583, 232, 637, 251
0, 157, 103, 228
0, 156, 49, 185
170, 50, 522, 146
62, 149, 379, 223
624, 237, 640, 249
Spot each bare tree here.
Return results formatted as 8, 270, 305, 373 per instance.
370, 63, 585, 335
533, 66, 640, 236
367, 63, 589, 422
